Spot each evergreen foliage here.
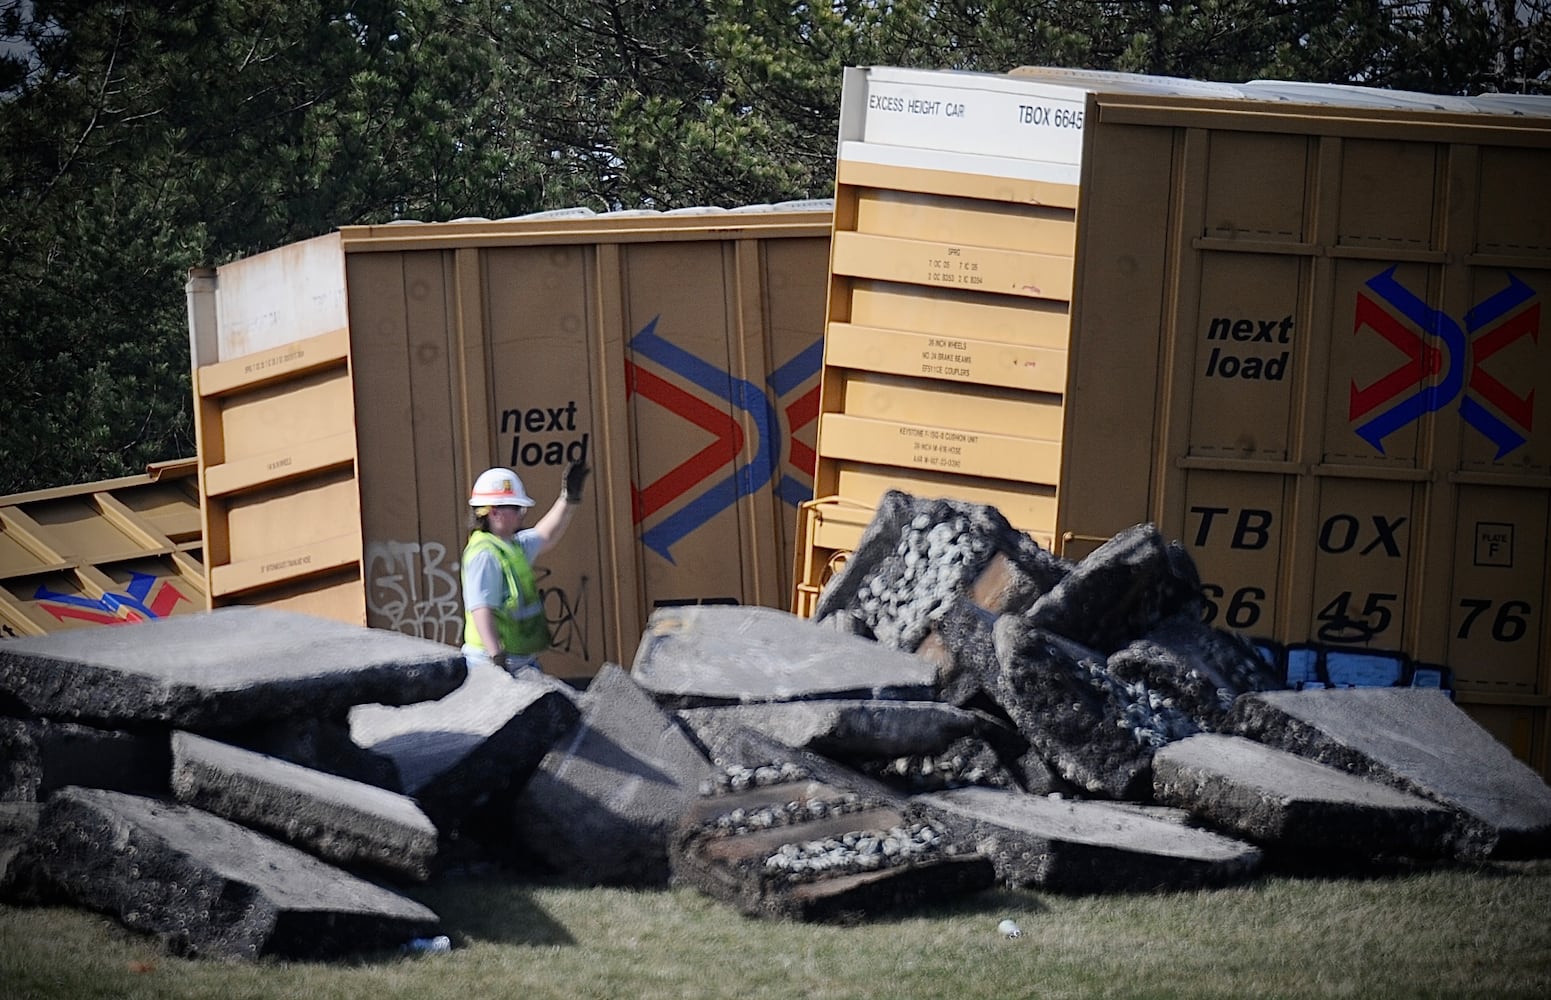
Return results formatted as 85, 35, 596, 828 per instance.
2, 0, 1546, 493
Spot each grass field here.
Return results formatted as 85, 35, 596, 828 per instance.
3, 859, 1549, 1000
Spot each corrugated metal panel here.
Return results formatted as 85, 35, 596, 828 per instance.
0, 460, 205, 638
190, 205, 832, 682
801, 66, 1551, 776
1057, 77, 1551, 777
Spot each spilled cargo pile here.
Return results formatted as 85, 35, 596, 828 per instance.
4, 491, 1551, 958
0, 608, 570, 959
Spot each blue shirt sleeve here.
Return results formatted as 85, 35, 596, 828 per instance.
462, 545, 507, 612
515, 528, 543, 567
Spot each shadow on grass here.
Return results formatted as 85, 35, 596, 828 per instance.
855, 885, 1051, 927
1257, 851, 1439, 881
408, 870, 578, 948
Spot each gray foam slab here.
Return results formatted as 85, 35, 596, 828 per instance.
675, 700, 990, 761
690, 724, 912, 809
631, 605, 936, 707
918, 554, 1087, 708
0, 802, 41, 899
1106, 617, 1280, 734
0, 717, 169, 801
349, 662, 580, 832
964, 548, 1068, 617
916, 595, 1000, 707
672, 784, 993, 922
855, 735, 1027, 796
917, 786, 1262, 893
511, 664, 712, 885
1229, 688, 1551, 859
990, 621, 1156, 799
28, 787, 438, 959
216, 715, 401, 791
1153, 733, 1455, 858
1025, 524, 1200, 654
0, 607, 466, 729
171, 731, 438, 882
675, 795, 902, 908
1131, 615, 1282, 704
810, 490, 1069, 645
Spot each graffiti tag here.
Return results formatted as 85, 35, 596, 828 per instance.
535, 566, 590, 660
365, 540, 463, 646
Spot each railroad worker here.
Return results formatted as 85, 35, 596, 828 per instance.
462, 461, 589, 677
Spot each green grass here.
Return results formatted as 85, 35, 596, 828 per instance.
3, 861, 1549, 1000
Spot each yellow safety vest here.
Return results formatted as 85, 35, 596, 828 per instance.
462, 531, 551, 656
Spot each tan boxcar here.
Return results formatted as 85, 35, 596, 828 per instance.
0, 460, 205, 638
188, 204, 832, 682
798, 66, 1551, 775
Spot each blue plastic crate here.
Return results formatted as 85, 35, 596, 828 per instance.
1324, 647, 1407, 688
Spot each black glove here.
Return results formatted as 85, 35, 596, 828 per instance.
562, 459, 591, 504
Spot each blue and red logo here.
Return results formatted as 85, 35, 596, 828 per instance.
33, 571, 191, 626
626, 316, 822, 561
1350, 268, 1539, 457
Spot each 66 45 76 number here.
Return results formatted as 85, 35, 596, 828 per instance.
1201, 583, 1534, 645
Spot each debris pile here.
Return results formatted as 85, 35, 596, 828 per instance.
1227, 688, 1551, 859
1151, 733, 1455, 861
915, 785, 1264, 893
0, 608, 504, 959
4, 490, 1551, 955
813, 492, 1283, 798
647, 491, 1551, 917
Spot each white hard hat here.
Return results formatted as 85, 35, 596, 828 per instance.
469, 467, 535, 508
